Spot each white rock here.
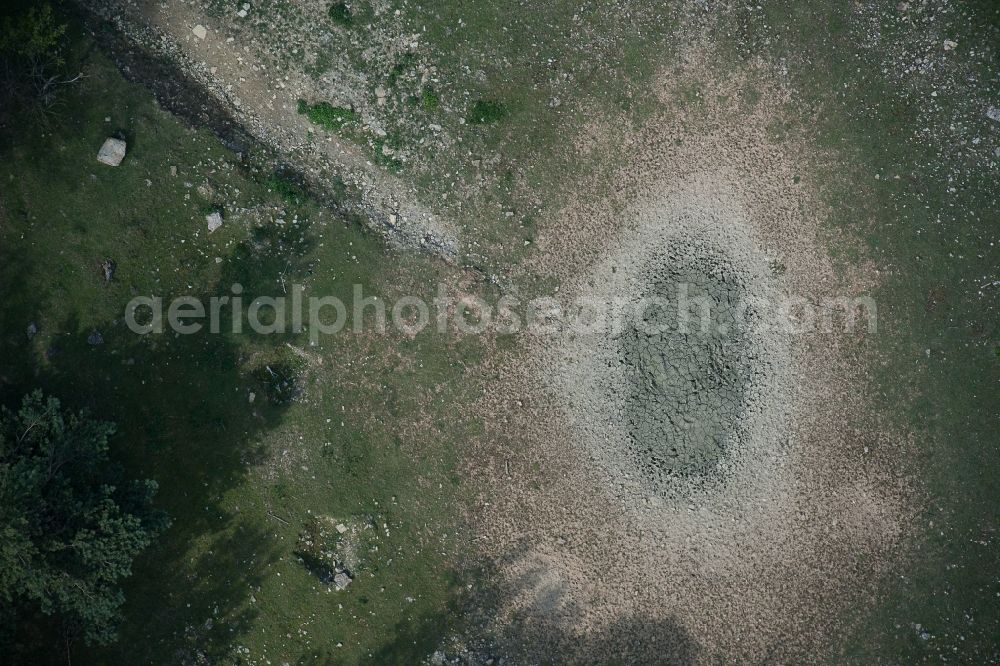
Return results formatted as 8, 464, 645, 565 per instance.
333, 572, 352, 590
987, 106, 1000, 123
96, 137, 126, 166
943, 39, 957, 51
335, 523, 348, 533
206, 211, 223, 232
192, 24, 208, 40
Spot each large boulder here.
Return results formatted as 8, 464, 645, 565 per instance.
96, 137, 126, 166
206, 211, 223, 233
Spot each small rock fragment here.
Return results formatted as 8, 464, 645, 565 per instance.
333, 572, 352, 590
943, 39, 957, 51
986, 106, 1000, 123
101, 259, 116, 282
96, 137, 126, 166
192, 24, 208, 40
26, 322, 38, 340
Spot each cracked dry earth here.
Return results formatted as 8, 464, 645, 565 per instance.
464, 54, 916, 663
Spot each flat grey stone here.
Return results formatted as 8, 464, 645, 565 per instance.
97, 137, 126, 166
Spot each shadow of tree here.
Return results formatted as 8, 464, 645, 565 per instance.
1, 220, 318, 663
364, 605, 462, 666
415, 542, 700, 666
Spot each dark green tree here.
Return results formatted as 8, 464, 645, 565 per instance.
0, 391, 168, 646
0, 2, 77, 120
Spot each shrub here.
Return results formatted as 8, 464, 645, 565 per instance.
386, 52, 416, 88
0, 3, 67, 62
328, 2, 352, 28
467, 99, 507, 124
0, 3, 75, 115
421, 86, 439, 110
265, 171, 304, 204
297, 99, 358, 131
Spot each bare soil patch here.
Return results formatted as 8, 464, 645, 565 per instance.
463, 43, 916, 664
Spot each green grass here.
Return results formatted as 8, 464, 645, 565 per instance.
466, 99, 508, 125
0, 26, 483, 665
297, 99, 358, 131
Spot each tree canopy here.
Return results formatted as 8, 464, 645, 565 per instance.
0, 391, 168, 646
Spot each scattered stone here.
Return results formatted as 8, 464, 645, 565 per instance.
206, 211, 224, 232
986, 106, 1000, 123
26, 322, 38, 340
87, 330, 104, 345
942, 39, 957, 51
96, 137, 127, 166
101, 258, 116, 282
335, 523, 348, 534
333, 572, 352, 590
192, 24, 208, 40
248, 391, 256, 403
170, 165, 178, 176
